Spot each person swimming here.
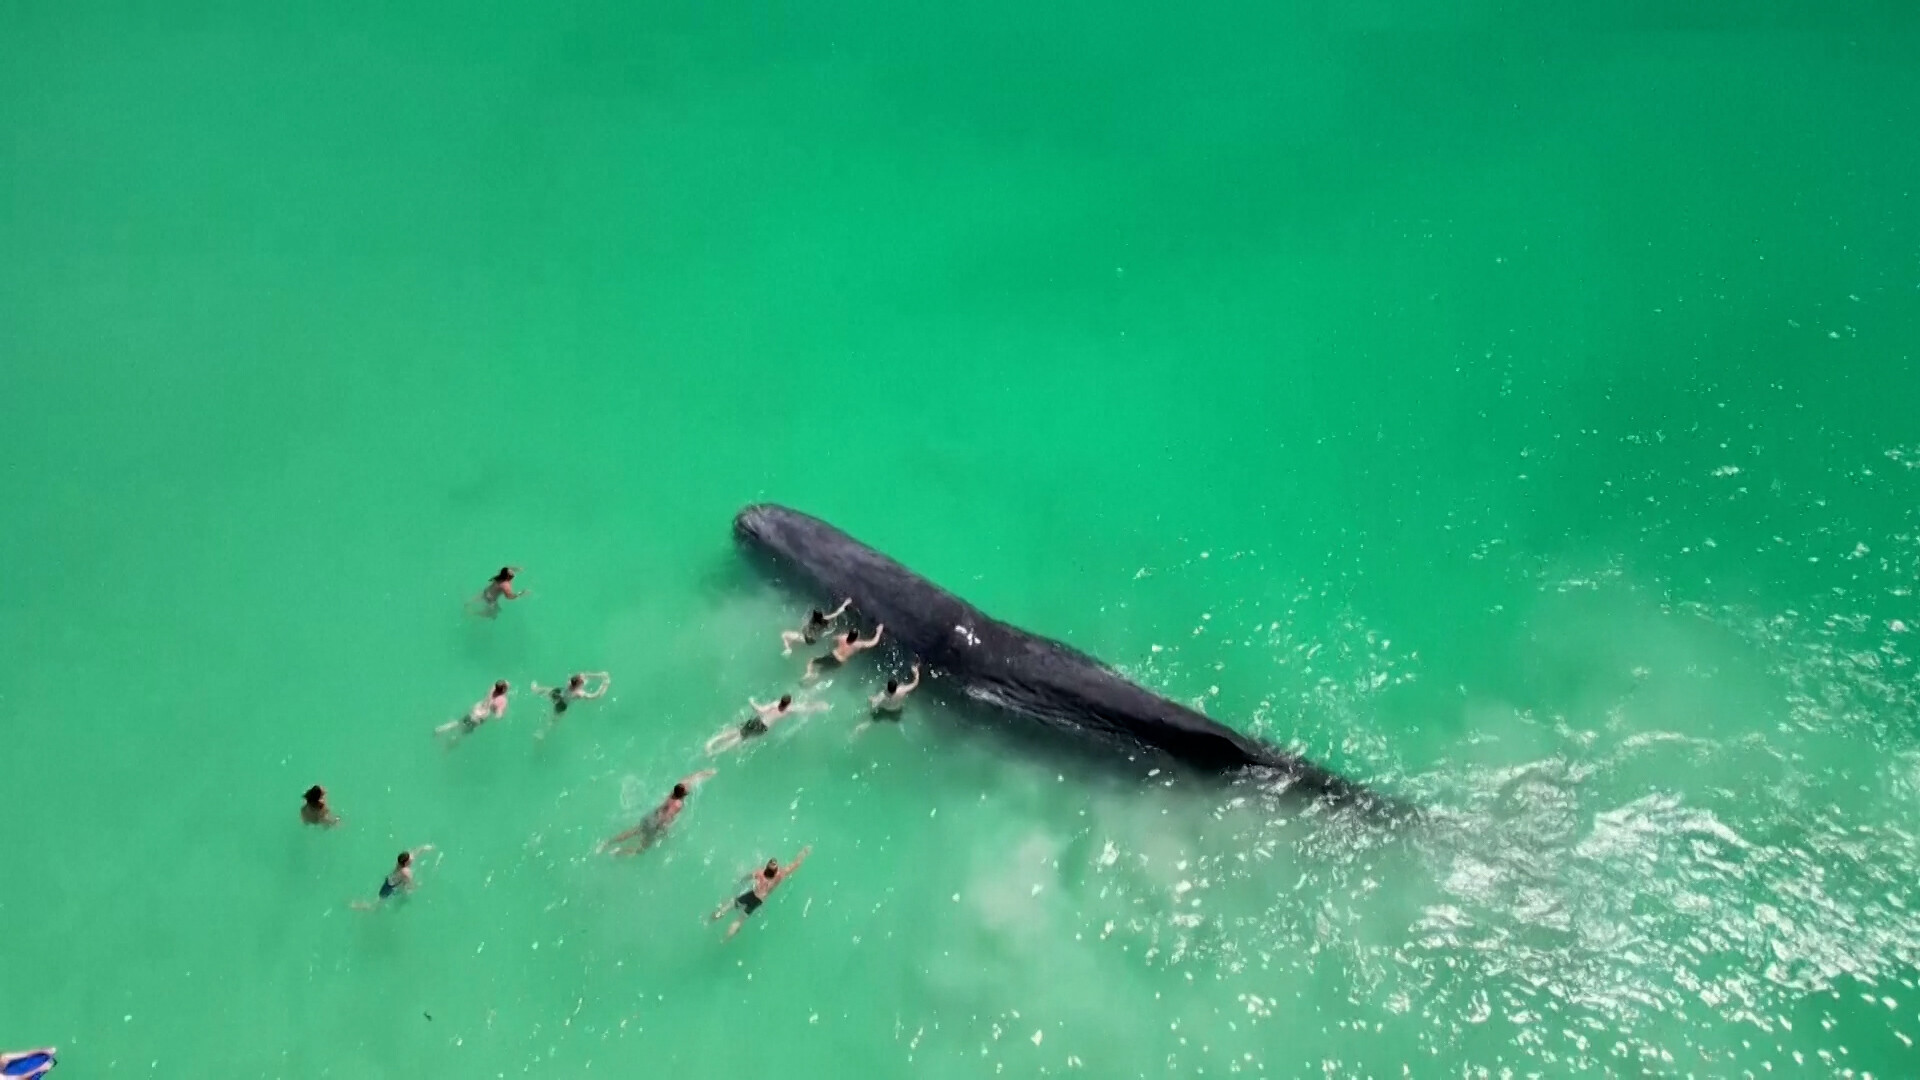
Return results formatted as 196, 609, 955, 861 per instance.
781, 599, 853, 655
435, 680, 509, 740
710, 846, 811, 940
704, 694, 826, 755
300, 784, 341, 827
352, 844, 434, 910
803, 624, 886, 682
532, 671, 610, 716
854, 662, 923, 737
604, 770, 716, 855
473, 566, 527, 617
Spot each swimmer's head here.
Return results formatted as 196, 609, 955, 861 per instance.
886, 678, 899, 694
671, 783, 688, 800
493, 680, 509, 696
778, 694, 792, 709
397, 851, 413, 868
844, 629, 858, 644
808, 608, 826, 625
304, 785, 326, 807
568, 674, 585, 690
763, 860, 779, 878
493, 567, 514, 583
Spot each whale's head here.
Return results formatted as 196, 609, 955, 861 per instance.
733, 503, 823, 565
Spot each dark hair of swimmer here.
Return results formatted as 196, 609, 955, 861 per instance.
397, 851, 413, 868
304, 785, 325, 806
493, 680, 509, 695
845, 629, 858, 643
568, 674, 585, 689
763, 860, 779, 878
808, 608, 826, 625
493, 567, 514, 582
886, 679, 899, 694
778, 694, 792, 709
671, 783, 688, 800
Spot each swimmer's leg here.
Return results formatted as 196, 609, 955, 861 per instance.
780, 630, 806, 656
723, 915, 746, 940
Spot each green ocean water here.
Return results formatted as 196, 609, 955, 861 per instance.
4, 0, 1920, 1075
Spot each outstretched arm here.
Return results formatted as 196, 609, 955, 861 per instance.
858, 624, 886, 648
749, 697, 775, 714
901, 662, 922, 694
778, 846, 813, 881
679, 769, 718, 789
826, 599, 853, 619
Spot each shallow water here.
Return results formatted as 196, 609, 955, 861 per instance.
3, 1, 1919, 1076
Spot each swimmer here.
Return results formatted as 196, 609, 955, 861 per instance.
434, 680, 509, 740
532, 671, 610, 718
473, 566, 527, 617
780, 599, 853, 655
710, 846, 811, 940
351, 844, 435, 910
854, 662, 922, 737
1, 1047, 58, 1079
803, 624, 885, 682
703, 694, 827, 755
300, 784, 341, 827
604, 769, 716, 855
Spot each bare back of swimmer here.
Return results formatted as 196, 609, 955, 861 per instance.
781, 599, 852, 655
605, 770, 716, 854
474, 566, 527, 617
704, 694, 827, 755
804, 624, 885, 682
710, 846, 810, 940
855, 663, 922, 737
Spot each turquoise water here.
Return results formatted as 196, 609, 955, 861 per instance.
4, 1, 1919, 1075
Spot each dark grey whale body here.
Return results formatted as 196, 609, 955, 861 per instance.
735, 504, 1399, 812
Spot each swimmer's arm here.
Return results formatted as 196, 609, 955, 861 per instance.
780, 629, 808, 651
858, 624, 886, 648
868, 690, 886, 708
748, 697, 776, 714
679, 769, 718, 789
779, 846, 812, 880
826, 599, 853, 619
901, 662, 922, 694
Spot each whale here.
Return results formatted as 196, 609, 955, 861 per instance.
734, 503, 1403, 814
